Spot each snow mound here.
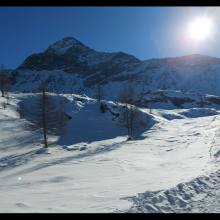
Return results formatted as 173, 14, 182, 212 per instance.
58, 99, 157, 148
127, 169, 220, 213
158, 108, 220, 121
160, 112, 185, 120
15, 93, 157, 153
179, 108, 220, 118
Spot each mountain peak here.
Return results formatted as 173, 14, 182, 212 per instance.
179, 54, 216, 60
45, 37, 90, 55
145, 54, 220, 67
171, 54, 220, 65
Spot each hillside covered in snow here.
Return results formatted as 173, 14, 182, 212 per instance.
1, 37, 220, 213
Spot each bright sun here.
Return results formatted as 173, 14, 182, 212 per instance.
187, 17, 213, 42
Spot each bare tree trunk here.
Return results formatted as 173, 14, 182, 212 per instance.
129, 107, 134, 138
125, 104, 130, 137
42, 88, 48, 148
97, 84, 101, 102
5, 92, 9, 105
43, 126, 48, 148
0, 88, 4, 97
95, 83, 104, 102
130, 109, 133, 137
0, 65, 11, 97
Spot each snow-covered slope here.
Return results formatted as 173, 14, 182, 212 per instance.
122, 54, 220, 96
136, 90, 220, 109
127, 167, 220, 213
1, 93, 220, 212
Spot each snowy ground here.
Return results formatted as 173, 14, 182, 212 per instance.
0, 94, 220, 212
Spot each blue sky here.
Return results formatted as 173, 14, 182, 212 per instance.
1, 7, 220, 68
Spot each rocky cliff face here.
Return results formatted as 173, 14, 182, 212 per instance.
17, 37, 141, 86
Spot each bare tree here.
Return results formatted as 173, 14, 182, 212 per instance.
138, 79, 146, 104
27, 85, 68, 148
1, 101, 7, 109
118, 76, 136, 105
17, 101, 25, 118
0, 65, 11, 97
94, 82, 104, 102
118, 77, 145, 140
0, 92, 10, 110
5, 91, 10, 105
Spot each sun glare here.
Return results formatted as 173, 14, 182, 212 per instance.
187, 17, 213, 42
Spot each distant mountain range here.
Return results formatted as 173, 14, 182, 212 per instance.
9, 36, 220, 100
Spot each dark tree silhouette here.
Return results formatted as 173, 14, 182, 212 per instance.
118, 77, 145, 140
94, 83, 104, 102
0, 65, 11, 97
28, 85, 68, 148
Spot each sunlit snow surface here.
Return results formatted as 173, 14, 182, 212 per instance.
0, 93, 220, 212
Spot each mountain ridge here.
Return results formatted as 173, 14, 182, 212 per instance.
9, 37, 220, 99
17, 37, 220, 71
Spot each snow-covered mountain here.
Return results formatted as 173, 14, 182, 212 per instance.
125, 54, 220, 96
9, 37, 220, 99
3, 37, 220, 213
15, 37, 140, 88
